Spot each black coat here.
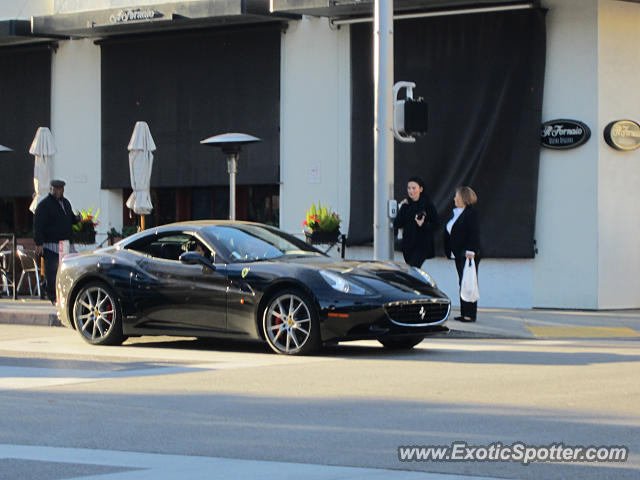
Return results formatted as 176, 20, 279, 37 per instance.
34, 194, 77, 245
395, 192, 439, 264
443, 206, 481, 260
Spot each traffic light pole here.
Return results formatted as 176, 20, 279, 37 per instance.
373, 0, 395, 260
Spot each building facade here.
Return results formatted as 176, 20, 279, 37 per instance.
0, 0, 638, 309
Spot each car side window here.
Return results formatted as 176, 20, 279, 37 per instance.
126, 233, 193, 261
125, 232, 219, 263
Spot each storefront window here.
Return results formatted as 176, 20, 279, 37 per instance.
0, 197, 33, 236
123, 185, 279, 229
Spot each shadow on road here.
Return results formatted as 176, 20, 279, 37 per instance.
118, 336, 640, 367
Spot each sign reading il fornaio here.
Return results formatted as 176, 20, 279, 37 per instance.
110, 8, 163, 24
540, 119, 591, 149
604, 120, 640, 151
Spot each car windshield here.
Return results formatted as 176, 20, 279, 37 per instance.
202, 224, 324, 263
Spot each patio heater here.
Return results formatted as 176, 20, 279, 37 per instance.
200, 133, 261, 220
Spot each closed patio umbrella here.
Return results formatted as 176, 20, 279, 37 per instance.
126, 121, 156, 230
28, 127, 56, 213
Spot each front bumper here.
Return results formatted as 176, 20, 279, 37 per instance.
319, 298, 450, 342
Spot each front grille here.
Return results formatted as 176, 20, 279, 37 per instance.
385, 301, 450, 326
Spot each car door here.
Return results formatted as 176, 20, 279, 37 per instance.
129, 232, 228, 332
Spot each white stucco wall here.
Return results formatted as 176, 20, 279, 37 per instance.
279, 17, 351, 237
53, 0, 163, 14
51, 38, 122, 245
533, 0, 600, 308
8, 0, 638, 309
279, 14, 535, 309
346, 250, 534, 310
0, 0, 51, 18
597, 0, 640, 308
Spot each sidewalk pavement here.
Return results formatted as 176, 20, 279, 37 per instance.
447, 307, 640, 339
1, 297, 639, 340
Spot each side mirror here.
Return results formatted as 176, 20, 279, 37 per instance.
179, 251, 216, 271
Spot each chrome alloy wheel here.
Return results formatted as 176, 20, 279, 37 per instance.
74, 285, 116, 342
264, 293, 312, 354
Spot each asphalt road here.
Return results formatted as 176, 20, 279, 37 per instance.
0, 324, 638, 479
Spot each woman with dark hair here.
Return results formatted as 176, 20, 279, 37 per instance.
444, 186, 481, 322
394, 176, 439, 268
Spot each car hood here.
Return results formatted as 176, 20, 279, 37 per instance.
275, 255, 446, 298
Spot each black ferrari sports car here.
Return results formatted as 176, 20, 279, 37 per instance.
56, 221, 450, 355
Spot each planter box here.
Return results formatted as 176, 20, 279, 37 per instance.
305, 229, 340, 245
72, 230, 96, 245
108, 236, 123, 246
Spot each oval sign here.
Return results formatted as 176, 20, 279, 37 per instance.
540, 119, 591, 149
604, 120, 640, 151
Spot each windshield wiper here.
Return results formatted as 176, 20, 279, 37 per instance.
280, 252, 323, 258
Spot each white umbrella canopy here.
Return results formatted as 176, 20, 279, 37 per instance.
126, 121, 156, 215
0, 145, 13, 152
28, 127, 56, 213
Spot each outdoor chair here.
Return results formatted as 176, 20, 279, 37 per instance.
16, 248, 43, 297
0, 244, 14, 296
0, 260, 12, 296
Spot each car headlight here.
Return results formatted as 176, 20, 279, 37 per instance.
411, 266, 437, 287
319, 270, 367, 295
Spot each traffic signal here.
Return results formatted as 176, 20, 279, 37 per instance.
393, 81, 428, 142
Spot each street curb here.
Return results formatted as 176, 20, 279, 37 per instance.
446, 328, 526, 339
0, 312, 61, 327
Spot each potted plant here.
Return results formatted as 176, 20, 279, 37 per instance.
72, 207, 99, 245
107, 225, 138, 245
303, 203, 341, 244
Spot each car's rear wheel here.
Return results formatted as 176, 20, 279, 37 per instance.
378, 336, 425, 350
263, 289, 320, 355
72, 282, 124, 346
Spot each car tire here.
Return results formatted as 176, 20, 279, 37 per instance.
72, 281, 125, 346
262, 289, 321, 355
378, 336, 425, 350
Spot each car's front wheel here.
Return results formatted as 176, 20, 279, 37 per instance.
378, 336, 425, 350
72, 282, 124, 346
263, 289, 320, 355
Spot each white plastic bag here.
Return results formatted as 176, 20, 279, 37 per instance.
460, 257, 480, 302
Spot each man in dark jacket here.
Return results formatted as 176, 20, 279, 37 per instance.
34, 179, 78, 303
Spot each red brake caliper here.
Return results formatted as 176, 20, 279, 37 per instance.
273, 307, 283, 338
105, 301, 113, 324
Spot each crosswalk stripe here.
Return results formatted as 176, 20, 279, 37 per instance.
0, 364, 212, 391
0, 445, 505, 480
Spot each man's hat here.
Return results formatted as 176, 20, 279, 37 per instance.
50, 179, 66, 188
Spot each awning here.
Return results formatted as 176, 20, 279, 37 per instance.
270, 0, 539, 18
0, 19, 65, 46
31, 0, 299, 39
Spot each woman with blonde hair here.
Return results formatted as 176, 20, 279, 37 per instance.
443, 186, 481, 322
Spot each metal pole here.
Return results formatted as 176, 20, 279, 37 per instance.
12, 234, 16, 300
227, 153, 238, 220
373, 0, 394, 260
